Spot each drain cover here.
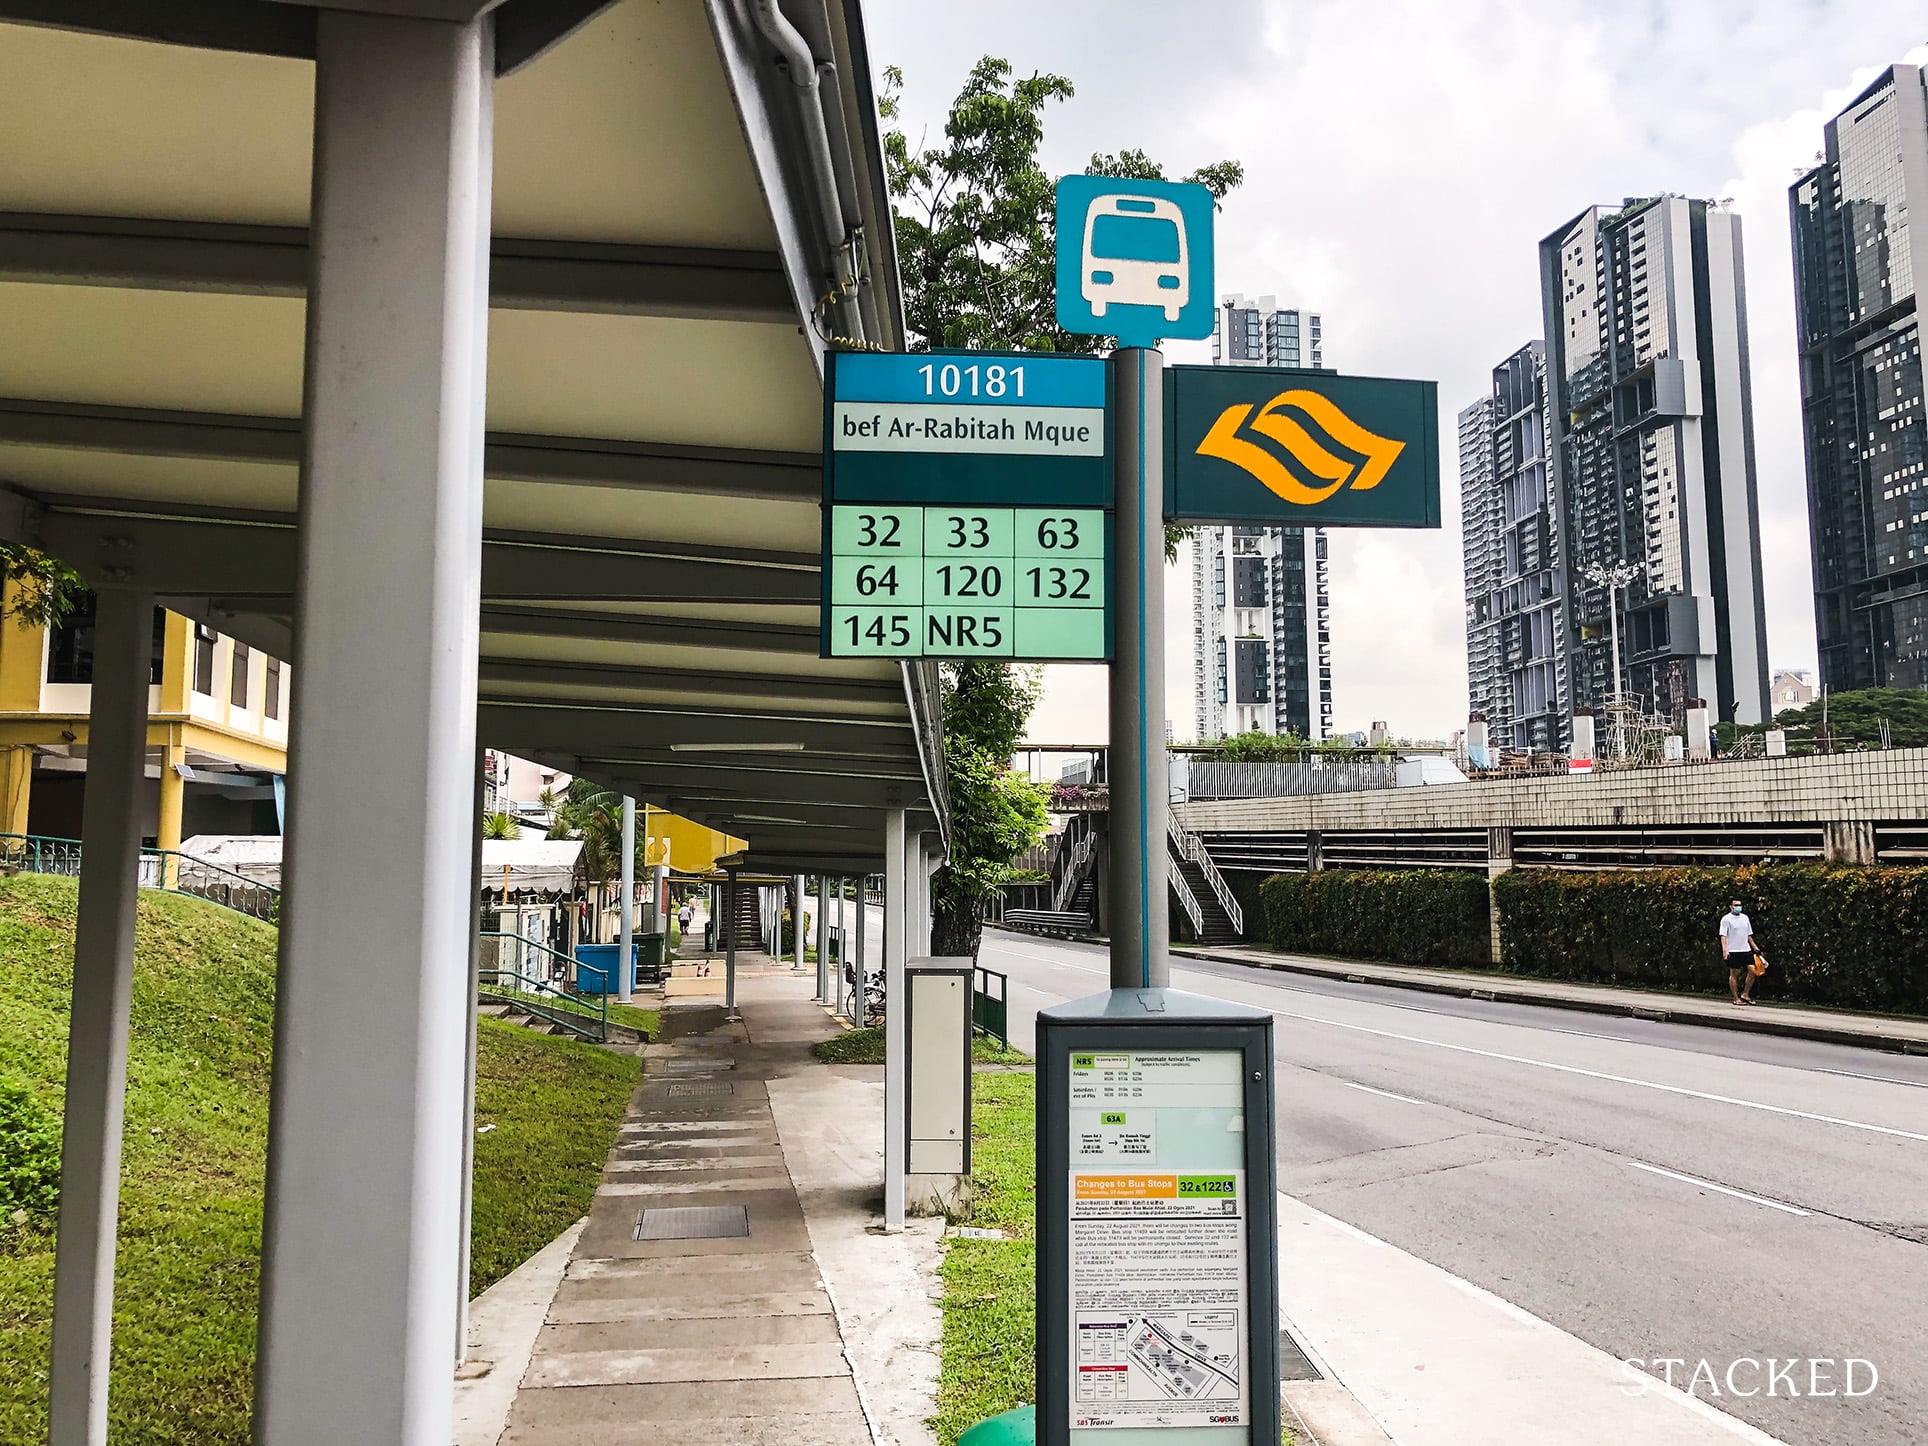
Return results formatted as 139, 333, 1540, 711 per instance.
662, 1057, 735, 1073
635, 1205, 750, 1240
1279, 1330, 1322, 1382
665, 1080, 734, 1098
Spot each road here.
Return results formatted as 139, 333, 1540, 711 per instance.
977, 928, 1928, 1446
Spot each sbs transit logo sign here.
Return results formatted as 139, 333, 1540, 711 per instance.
1194, 389, 1406, 506
1166, 366, 1441, 528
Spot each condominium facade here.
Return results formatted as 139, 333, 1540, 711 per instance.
1539, 196, 1770, 725
1459, 341, 1569, 753
1191, 295, 1333, 740
1791, 64, 1928, 691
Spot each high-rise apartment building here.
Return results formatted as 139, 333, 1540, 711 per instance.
1539, 197, 1770, 725
1191, 295, 1333, 740
1459, 341, 1569, 752
1791, 64, 1928, 691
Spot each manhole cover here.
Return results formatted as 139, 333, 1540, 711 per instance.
662, 1057, 735, 1073
665, 1080, 734, 1098
635, 1204, 750, 1240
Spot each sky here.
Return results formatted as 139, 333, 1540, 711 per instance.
863, 0, 1928, 744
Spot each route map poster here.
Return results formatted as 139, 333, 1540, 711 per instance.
1067, 1050, 1249, 1435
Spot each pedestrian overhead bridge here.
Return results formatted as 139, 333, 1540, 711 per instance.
0, 3, 947, 1442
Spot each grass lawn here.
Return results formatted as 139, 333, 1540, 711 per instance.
811, 1024, 1031, 1067
602, 999, 662, 1037
0, 873, 638, 1444
934, 1069, 1038, 1444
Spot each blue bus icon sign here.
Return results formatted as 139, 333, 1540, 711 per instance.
1055, 175, 1215, 349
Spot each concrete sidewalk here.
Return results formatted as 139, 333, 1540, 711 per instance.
481, 963, 942, 1445
1169, 942, 1928, 1054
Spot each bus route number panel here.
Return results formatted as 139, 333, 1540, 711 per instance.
826, 505, 1108, 660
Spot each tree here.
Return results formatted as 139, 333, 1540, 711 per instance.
882, 59, 1246, 958
881, 58, 1244, 562
1718, 686, 1928, 753
0, 545, 84, 628
480, 810, 521, 841
929, 663, 1050, 959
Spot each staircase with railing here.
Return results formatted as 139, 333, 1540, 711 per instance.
477, 930, 609, 1043
1167, 819, 1243, 945
2, 832, 280, 923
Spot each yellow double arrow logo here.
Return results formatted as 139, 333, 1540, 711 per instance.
1195, 390, 1405, 506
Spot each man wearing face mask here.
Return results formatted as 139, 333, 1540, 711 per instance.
1718, 898, 1760, 1005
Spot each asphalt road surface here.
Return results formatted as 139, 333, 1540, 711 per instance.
978, 928, 1928, 1446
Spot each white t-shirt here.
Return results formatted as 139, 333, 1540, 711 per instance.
1719, 912, 1754, 953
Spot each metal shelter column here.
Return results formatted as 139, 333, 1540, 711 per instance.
617, 796, 635, 1002
457, 752, 485, 1365
814, 873, 830, 1002
724, 866, 740, 1020
1109, 347, 1169, 990
852, 875, 868, 1022
47, 589, 154, 1446
255, 14, 493, 1444
883, 811, 908, 1228
792, 872, 806, 969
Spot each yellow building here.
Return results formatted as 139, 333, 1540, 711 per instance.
0, 588, 288, 852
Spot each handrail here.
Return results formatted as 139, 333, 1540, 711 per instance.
1167, 819, 1244, 935
1053, 833, 1094, 912
478, 931, 607, 1043
481, 926, 578, 978
1168, 858, 1204, 936
1, 832, 280, 922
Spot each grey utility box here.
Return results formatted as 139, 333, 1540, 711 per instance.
1036, 988, 1279, 1445
905, 957, 974, 1179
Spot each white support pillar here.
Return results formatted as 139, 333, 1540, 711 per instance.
255, 13, 492, 1445
48, 589, 154, 1446
724, 867, 739, 1021
814, 873, 830, 1003
883, 811, 908, 1229
457, 753, 485, 1365
836, 878, 848, 1014
792, 872, 806, 970
617, 796, 635, 1001
851, 874, 868, 1022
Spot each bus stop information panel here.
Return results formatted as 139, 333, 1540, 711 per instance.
1037, 991, 1279, 1446
821, 350, 1113, 661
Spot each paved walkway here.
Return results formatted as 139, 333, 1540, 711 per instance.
481, 960, 942, 1445
1166, 942, 1928, 1053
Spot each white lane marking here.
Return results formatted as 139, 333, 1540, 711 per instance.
1266, 1004, 1928, 1144
980, 941, 1106, 972
1342, 1081, 1430, 1108
1809, 1065, 1928, 1089
1624, 1161, 1811, 1217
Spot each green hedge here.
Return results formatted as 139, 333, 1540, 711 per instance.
1493, 863, 1928, 1013
1257, 870, 1491, 967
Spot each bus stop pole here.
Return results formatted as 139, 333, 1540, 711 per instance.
1108, 346, 1169, 991
724, 867, 739, 1021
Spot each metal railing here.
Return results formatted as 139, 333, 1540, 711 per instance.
973, 965, 1008, 1047
1, 833, 280, 923
1169, 859, 1204, 937
1167, 819, 1243, 935
477, 930, 607, 1043
1054, 833, 1095, 912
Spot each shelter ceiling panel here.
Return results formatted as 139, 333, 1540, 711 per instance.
0, 283, 302, 417
0, 24, 312, 225
477, 631, 826, 676
0, 447, 298, 514
482, 478, 817, 553
485, 310, 818, 451
493, 0, 774, 249
477, 678, 902, 718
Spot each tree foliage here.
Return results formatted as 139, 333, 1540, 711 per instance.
481, 810, 521, 841
881, 59, 1245, 955
881, 57, 1244, 563
1719, 686, 1928, 753
931, 663, 1050, 959
0, 546, 84, 629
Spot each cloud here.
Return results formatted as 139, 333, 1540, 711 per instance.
862, 0, 1928, 740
